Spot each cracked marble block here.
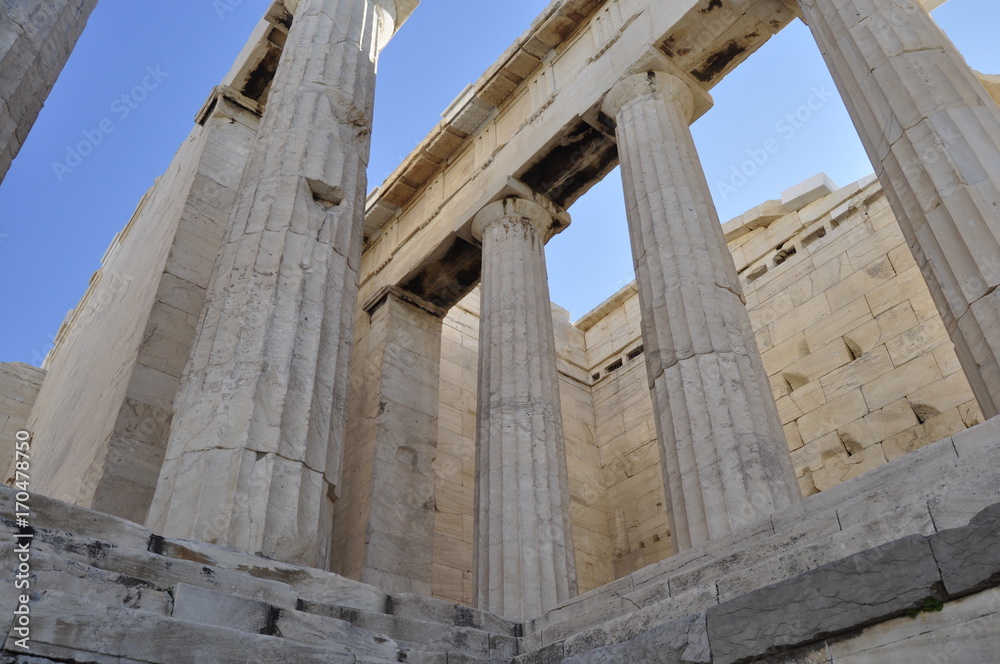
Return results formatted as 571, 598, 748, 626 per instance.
798, 0, 1000, 417
147, 0, 412, 568
472, 198, 578, 621
603, 71, 801, 553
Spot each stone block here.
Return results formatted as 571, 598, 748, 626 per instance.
791, 431, 846, 475
20, 590, 358, 664
782, 338, 855, 388
861, 354, 941, 411
928, 475, 1000, 531
812, 444, 888, 491
274, 607, 404, 660
15, 524, 299, 610
707, 536, 943, 664
826, 441, 961, 532
171, 582, 272, 633
827, 588, 1000, 664
929, 504, 1000, 597
781, 173, 838, 211
825, 255, 897, 311
907, 370, 977, 416
513, 643, 565, 664
1, 544, 171, 616
951, 415, 1000, 458
796, 390, 868, 443
389, 593, 518, 636
563, 584, 717, 657
0, 486, 151, 550
819, 344, 894, 403
882, 408, 965, 461
714, 500, 914, 603
154, 536, 388, 612
563, 613, 710, 664
773, 293, 832, 345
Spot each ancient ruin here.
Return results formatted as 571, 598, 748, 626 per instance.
1, 0, 998, 661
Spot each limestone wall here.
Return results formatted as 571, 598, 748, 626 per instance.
0, 362, 44, 479
736, 178, 982, 497
577, 288, 673, 578
0, 0, 98, 183
580, 176, 984, 581
27, 93, 259, 522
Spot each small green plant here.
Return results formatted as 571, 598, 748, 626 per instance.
906, 597, 945, 619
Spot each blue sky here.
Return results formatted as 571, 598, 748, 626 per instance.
0, 0, 997, 365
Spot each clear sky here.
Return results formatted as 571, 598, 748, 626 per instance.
0, 0, 997, 365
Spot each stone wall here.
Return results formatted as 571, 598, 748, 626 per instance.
26, 92, 260, 522
577, 288, 673, 578
0, 362, 44, 479
734, 176, 983, 497
0, 0, 98, 183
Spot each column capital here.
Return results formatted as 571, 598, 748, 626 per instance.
471, 197, 554, 242
383, 0, 419, 28
602, 71, 695, 122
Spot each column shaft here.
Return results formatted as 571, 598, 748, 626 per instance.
798, 0, 1000, 417
472, 198, 577, 621
604, 72, 801, 552
1, 0, 98, 183
147, 0, 399, 568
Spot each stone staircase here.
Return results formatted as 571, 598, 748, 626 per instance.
0, 488, 519, 663
2, 417, 1000, 663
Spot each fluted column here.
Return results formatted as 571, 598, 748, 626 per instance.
147, 0, 411, 568
472, 198, 577, 621
1, 0, 99, 183
798, 0, 1000, 417
603, 71, 801, 553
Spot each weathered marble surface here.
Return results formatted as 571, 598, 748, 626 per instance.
147, 0, 404, 567
472, 198, 577, 621
604, 69, 801, 552
797, 0, 1000, 418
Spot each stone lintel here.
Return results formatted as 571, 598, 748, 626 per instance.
362, 285, 447, 319
195, 85, 263, 125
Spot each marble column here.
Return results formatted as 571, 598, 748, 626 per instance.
1, 0, 98, 183
798, 0, 1000, 418
147, 0, 411, 568
472, 198, 577, 621
603, 71, 801, 553
331, 286, 444, 595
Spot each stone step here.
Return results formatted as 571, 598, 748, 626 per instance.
171, 583, 403, 661
0, 484, 519, 640
527, 429, 1000, 645
0, 542, 171, 616
0, 504, 521, 662
300, 597, 519, 660
9, 589, 400, 664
